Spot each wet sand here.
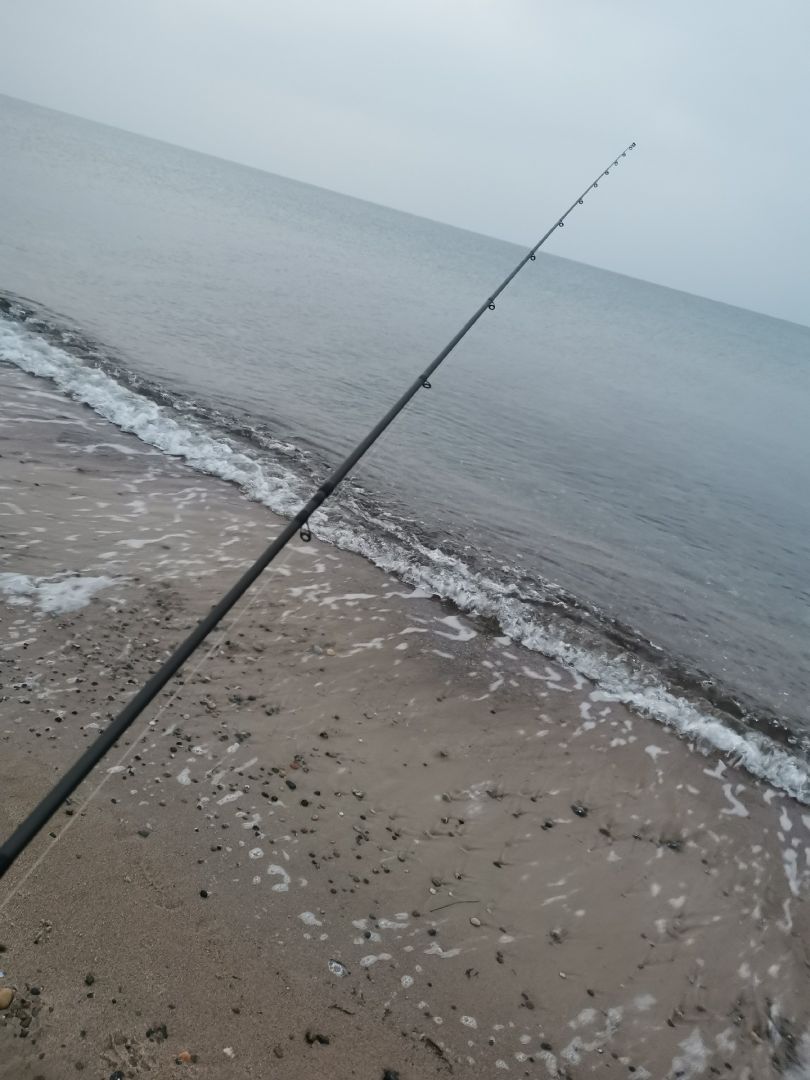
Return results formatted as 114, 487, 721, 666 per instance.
1, 365, 809, 1079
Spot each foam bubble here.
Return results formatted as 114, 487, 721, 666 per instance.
0, 571, 116, 614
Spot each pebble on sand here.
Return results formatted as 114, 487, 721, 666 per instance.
0, 987, 14, 1009
470, 917, 482, 927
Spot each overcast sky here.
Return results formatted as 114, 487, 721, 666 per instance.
2, 0, 808, 325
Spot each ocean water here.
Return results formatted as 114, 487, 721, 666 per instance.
2, 94, 809, 795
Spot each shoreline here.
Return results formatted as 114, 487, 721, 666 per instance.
1, 306, 808, 804
1, 363, 809, 1077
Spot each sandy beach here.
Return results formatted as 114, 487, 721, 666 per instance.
1, 363, 809, 1079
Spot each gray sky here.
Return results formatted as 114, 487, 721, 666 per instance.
2, 0, 808, 325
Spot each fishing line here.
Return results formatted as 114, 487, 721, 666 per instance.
0, 141, 637, 882
0, 541, 298, 908
1, 353, 417, 901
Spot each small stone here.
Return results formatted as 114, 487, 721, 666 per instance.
137, 829, 151, 839
383, 1072, 401, 1080
470, 917, 482, 927
110, 1072, 125, 1080
0, 987, 14, 1009
176, 1050, 192, 1064
305, 1030, 331, 1045
571, 804, 588, 818
199, 889, 209, 899
84, 973, 95, 986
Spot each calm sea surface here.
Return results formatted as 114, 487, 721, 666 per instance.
2, 93, 808, 760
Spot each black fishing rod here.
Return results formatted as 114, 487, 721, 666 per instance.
0, 141, 636, 881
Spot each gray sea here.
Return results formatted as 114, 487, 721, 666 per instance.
2, 93, 808, 792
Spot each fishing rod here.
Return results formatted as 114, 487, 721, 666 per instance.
0, 141, 636, 881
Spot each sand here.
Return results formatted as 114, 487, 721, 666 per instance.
1, 364, 809, 1079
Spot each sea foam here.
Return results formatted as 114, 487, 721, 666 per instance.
0, 571, 116, 614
